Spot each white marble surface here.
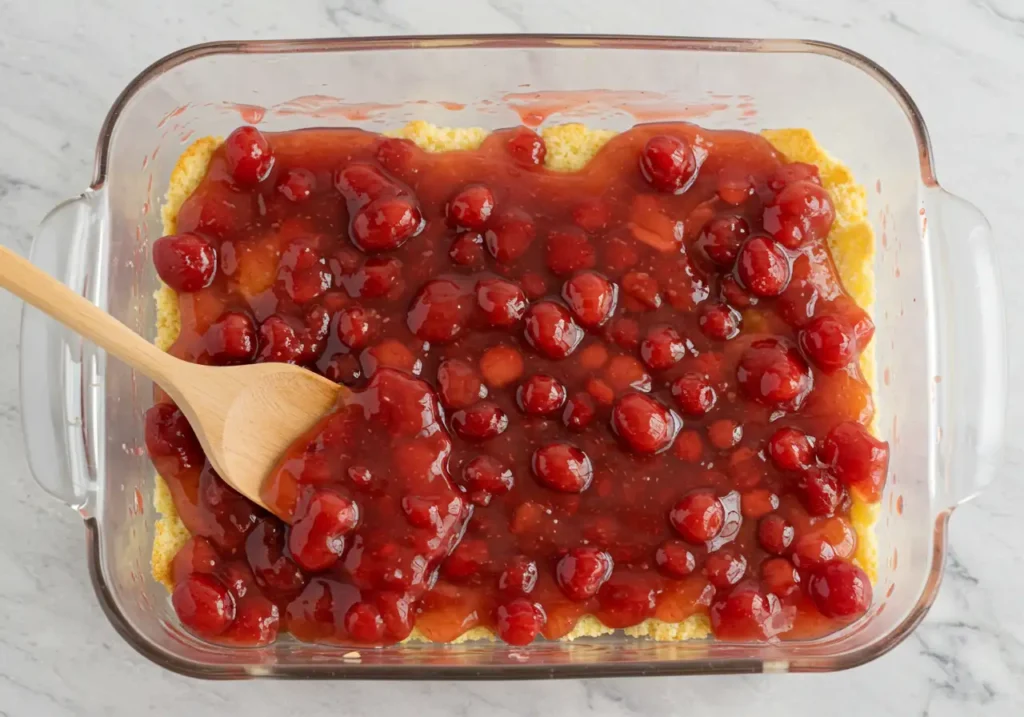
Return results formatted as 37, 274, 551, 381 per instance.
1, 0, 1023, 714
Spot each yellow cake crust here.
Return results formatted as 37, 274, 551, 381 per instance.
151, 122, 877, 643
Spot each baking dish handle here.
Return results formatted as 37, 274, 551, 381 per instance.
925, 187, 1006, 510
19, 190, 107, 515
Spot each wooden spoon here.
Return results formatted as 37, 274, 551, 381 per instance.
1, 246, 340, 514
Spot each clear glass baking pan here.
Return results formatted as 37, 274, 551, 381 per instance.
18, 35, 1005, 678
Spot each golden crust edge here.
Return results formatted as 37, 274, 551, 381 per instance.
151, 121, 878, 642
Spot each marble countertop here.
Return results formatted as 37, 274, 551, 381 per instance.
1, 0, 1022, 714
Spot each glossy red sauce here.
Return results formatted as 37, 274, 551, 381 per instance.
146, 122, 888, 647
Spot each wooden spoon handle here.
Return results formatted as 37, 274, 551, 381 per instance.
0, 246, 179, 386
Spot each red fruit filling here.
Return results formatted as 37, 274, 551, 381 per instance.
517, 374, 567, 415
710, 582, 789, 640
447, 185, 495, 230
407, 278, 471, 343
172, 573, 236, 638
671, 373, 717, 417
499, 557, 539, 597
655, 540, 697, 578
757, 514, 795, 555
818, 421, 890, 502
278, 167, 315, 202
767, 426, 813, 471
546, 228, 596, 276
737, 235, 791, 297
485, 209, 536, 263
696, 215, 749, 268
611, 392, 680, 454
496, 599, 545, 645
153, 233, 217, 292
287, 490, 360, 572
556, 547, 613, 601
763, 180, 835, 249
670, 490, 726, 544
451, 401, 509, 441
799, 314, 857, 371
698, 302, 741, 341
640, 325, 686, 371
223, 125, 274, 186
202, 311, 257, 365
350, 197, 424, 253
736, 338, 813, 409
524, 301, 584, 359
562, 270, 617, 328
506, 127, 547, 167
461, 455, 514, 506
152, 124, 884, 647
806, 561, 872, 619
639, 134, 699, 193
705, 548, 749, 590
531, 442, 594, 493
476, 277, 527, 327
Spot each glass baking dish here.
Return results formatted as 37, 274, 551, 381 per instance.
18, 35, 1005, 678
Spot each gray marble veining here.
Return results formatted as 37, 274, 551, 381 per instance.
0, 0, 1022, 714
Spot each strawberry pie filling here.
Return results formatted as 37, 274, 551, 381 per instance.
147, 122, 888, 647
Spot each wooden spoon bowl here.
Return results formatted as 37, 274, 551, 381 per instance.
1, 246, 340, 514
